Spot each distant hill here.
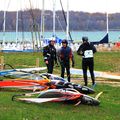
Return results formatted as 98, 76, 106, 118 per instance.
0, 9, 120, 31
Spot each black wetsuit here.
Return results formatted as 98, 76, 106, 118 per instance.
43, 44, 57, 74
77, 42, 97, 86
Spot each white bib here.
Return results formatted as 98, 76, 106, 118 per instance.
84, 50, 93, 58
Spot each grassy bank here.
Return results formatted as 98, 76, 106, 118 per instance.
0, 84, 120, 120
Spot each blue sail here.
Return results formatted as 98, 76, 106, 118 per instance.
91, 33, 109, 45
43, 36, 62, 45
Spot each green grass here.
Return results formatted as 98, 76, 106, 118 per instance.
1, 51, 120, 73
0, 84, 120, 120
94, 52, 120, 72
1, 52, 46, 69
0, 51, 120, 120
74, 51, 120, 73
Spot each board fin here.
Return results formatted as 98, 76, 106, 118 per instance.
95, 91, 103, 100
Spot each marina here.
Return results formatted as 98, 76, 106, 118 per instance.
0, 31, 120, 52
0, 0, 120, 52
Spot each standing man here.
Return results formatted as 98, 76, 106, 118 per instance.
77, 36, 97, 87
43, 38, 58, 74
58, 39, 74, 82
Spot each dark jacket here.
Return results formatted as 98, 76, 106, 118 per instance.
43, 44, 57, 63
77, 42, 97, 59
59, 46, 74, 65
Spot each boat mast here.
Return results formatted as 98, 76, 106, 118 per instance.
53, 0, 56, 37
106, 0, 109, 43
16, 5, 19, 44
40, 0, 45, 46
3, 2, 7, 45
66, 0, 69, 40
106, 6, 109, 34
3, 0, 11, 45
60, 0, 72, 42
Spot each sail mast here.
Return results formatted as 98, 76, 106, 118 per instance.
3, 2, 7, 44
53, 0, 56, 37
106, 2, 109, 34
16, 6, 19, 44
66, 0, 69, 40
3, 0, 11, 44
106, 0, 109, 43
40, 0, 45, 45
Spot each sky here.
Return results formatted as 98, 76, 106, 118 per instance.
0, 0, 120, 13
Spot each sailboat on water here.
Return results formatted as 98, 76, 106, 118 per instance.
91, 9, 109, 45
1, 0, 111, 52
0, 0, 73, 52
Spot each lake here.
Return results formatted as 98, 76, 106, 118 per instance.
0, 31, 120, 43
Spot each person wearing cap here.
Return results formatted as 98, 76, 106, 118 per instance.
77, 36, 97, 87
43, 38, 58, 74
58, 39, 75, 82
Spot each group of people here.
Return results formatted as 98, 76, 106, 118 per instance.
43, 36, 97, 87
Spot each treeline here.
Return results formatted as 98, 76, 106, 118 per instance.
0, 9, 120, 31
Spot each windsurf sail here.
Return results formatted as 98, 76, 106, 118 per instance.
17, 98, 59, 103
0, 69, 16, 76
13, 88, 100, 106
13, 88, 81, 103
0, 80, 39, 88
0, 67, 47, 77
0, 77, 50, 91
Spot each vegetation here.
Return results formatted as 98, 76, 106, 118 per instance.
0, 84, 120, 120
1, 51, 120, 73
0, 51, 120, 120
1, 10, 120, 31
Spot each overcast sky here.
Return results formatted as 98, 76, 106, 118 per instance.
0, 0, 120, 13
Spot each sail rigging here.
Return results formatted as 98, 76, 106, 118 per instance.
59, 0, 73, 42
91, 12, 109, 45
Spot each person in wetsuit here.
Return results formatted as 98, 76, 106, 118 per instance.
43, 38, 58, 74
58, 39, 75, 82
77, 36, 97, 87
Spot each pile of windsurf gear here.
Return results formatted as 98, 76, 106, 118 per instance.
0, 64, 101, 106
0, 71, 95, 94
